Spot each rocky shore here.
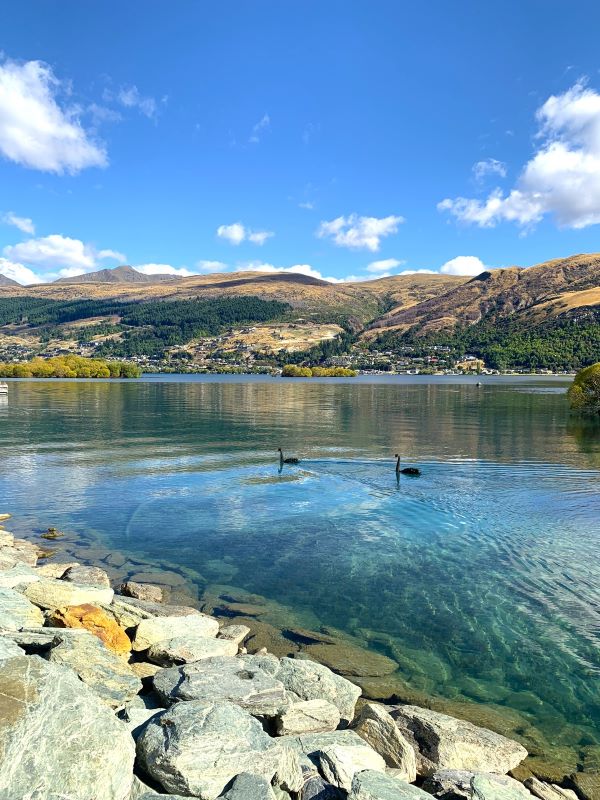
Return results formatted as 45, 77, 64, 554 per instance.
0, 521, 595, 800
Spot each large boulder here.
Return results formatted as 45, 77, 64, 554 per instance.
389, 705, 528, 775
349, 770, 433, 800
317, 744, 386, 792
275, 699, 341, 735
0, 562, 40, 588
47, 602, 132, 655
23, 577, 114, 610
276, 657, 361, 725
0, 586, 44, 629
136, 700, 285, 799
153, 655, 289, 717
132, 613, 219, 651
302, 775, 343, 799
423, 770, 532, 800
63, 564, 111, 588
147, 633, 238, 666
47, 629, 142, 708
222, 772, 277, 799
0, 654, 135, 799
524, 777, 579, 800
119, 581, 164, 603
280, 730, 377, 774
0, 536, 39, 567
35, 561, 80, 578
354, 702, 417, 781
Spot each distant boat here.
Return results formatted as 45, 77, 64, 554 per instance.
0, 383, 7, 395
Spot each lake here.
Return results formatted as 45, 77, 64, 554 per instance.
1, 374, 599, 778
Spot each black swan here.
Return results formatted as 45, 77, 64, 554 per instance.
279, 448, 300, 465
395, 453, 421, 476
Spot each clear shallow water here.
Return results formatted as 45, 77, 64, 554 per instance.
1, 376, 599, 774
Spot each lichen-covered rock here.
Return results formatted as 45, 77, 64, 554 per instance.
276, 657, 361, 725
120, 581, 164, 603
389, 705, 528, 776
275, 698, 341, 735
47, 602, 132, 655
133, 612, 219, 651
0, 654, 135, 799
0, 562, 40, 588
63, 564, 111, 588
147, 633, 237, 666
136, 700, 285, 799
218, 624, 251, 645
153, 655, 289, 717
354, 702, 417, 780
47, 629, 142, 708
0, 586, 44, 629
349, 770, 433, 800
423, 770, 532, 800
317, 744, 386, 791
222, 772, 277, 799
23, 577, 114, 610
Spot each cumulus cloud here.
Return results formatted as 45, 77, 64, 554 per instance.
2, 211, 35, 235
249, 113, 271, 144
397, 269, 437, 275
135, 263, 195, 277
366, 258, 406, 273
472, 158, 507, 182
439, 82, 600, 229
0, 257, 39, 285
238, 261, 342, 283
195, 260, 228, 273
439, 256, 487, 276
0, 58, 107, 173
217, 223, 274, 246
316, 213, 404, 251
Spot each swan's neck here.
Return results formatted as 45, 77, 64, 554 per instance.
395, 456, 400, 473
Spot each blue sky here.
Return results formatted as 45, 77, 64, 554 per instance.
2, 1, 600, 284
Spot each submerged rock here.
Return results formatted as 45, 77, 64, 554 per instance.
47, 628, 142, 708
153, 655, 289, 717
354, 702, 417, 781
132, 612, 219, 651
423, 770, 532, 800
47, 602, 132, 655
0, 585, 44, 629
276, 656, 361, 725
349, 770, 432, 800
23, 577, 114, 610
147, 633, 237, 666
136, 700, 285, 799
317, 744, 386, 792
275, 698, 341, 735
304, 641, 398, 678
120, 580, 164, 603
0, 654, 135, 799
389, 705, 528, 776
63, 564, 111, 587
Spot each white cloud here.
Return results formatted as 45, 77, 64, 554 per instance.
316, 213, 404, 251
0, 257, 39, 285
0, 58, 107, 173
249, 113, 270, 143
440, 82, 600, 229
299, 201, 315, 210
398, 269, 437, 275
366, 258, 406, 273
238, 261, 341, 283
111, 85, 158, 119
2, 211, 35, 235
217, 223, 274, 246
472, 158, 507, 182
195, 260, 228, 273
3, 234, 125, 275
135, 263, 194, 277
439, 256, 487, 276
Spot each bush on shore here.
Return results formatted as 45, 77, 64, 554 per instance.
0, 355, 142, 379
282, 364, 357, 377
567, 362, 600, 414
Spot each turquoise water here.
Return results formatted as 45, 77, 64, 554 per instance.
0, 376, 599, 773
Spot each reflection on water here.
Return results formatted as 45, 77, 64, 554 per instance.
1, 376, 599, 776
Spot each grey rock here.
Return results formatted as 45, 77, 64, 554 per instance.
117, 596, 200, 617
350, 770, 433, 800
35, 561, 80, 578
0, 654, 135, 799
129, 774, 190, 799
222, 772, 277, 800
317, 744, 386, 791
524, 778, 578, 800
47, 628, 142, 708
276, 657, 361, 725
23, 577, 114, 610
120, 581, 164, 603
0, 634, 22, 659
63, 564, 111, 587
147, 633, 238, 666
275, 698, 341, 735
218, 624, 251, 645
281, 730, 378, 774
241, 651, 281, 674
274, 742, 304, 793
0, 530, 14, 546
0, 537, 39, 567
0, 562, 40, 588
122, 706, 163, 740
355, 702, 417, 780
136, 700, 285, 799
389, 705, 528, 775
133, 612, 219, 651
0, 585, 44, 629
302, 776, 344, 799
154, 655, 290, 717
423, 771, 533, 800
